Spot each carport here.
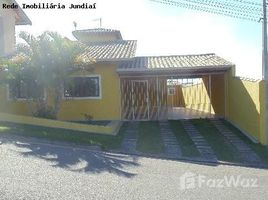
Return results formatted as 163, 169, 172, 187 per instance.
117, 53, 234, 121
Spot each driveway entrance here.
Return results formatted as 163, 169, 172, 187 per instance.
118, 54, 231, 121
120, 75, 224, 120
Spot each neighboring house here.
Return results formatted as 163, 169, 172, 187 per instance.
0, 0, 32, 56
0, 27, 266, 145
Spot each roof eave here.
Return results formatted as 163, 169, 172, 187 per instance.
117, 65, 233, 75
12, 0, 32, 25
96, 58, 135, 62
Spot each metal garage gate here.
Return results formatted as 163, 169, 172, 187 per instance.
120, 75, 215, 121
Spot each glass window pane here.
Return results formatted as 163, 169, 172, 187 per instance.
9, 79, 44, 99
64, 76, 100, 98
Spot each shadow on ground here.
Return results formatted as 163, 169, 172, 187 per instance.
0, 135, 139, 178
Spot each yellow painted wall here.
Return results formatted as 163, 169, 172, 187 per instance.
0, 9, 16, 55
179, 75, 225, 116
55, 63, 121, 120
205, 74, 225, 116
182, 79, 214, 114
0, 63, 121, 121
182, 82, 208, 112
0, 84, 33, 115
226, 70, 266, 145
0, 112, 121, 135
167, 85, 185, 107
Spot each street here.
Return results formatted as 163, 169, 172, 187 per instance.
0, 134, 268, 200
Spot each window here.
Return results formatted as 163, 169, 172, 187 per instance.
8, 79, 45, 100
64, 76, 101, 99
168, 87, 175, 95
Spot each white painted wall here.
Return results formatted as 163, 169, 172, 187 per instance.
0, 9, 16, 56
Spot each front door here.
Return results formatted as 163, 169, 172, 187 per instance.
132, 80, 149, 120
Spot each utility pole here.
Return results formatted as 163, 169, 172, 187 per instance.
263, 0, 267, 80
263, 0, 268, 144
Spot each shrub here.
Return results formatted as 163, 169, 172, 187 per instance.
33, 106, 56, 119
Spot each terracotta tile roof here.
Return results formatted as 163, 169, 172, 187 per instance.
80, 40, 137, 61
118, 54, 234, 72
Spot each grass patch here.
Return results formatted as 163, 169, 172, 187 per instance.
0, 121, 125, 150
169, 120, 200, 158
136, 121, 164, 154
191, 119, 241, 163
221, 119, 268, 163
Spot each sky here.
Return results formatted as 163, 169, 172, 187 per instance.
15, 0, 262, 79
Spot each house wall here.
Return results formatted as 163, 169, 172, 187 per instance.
57, 64, 121, 120
226, 70, 267, 145
167, 85, 185, 107
0, 84, 33, 115
181, 79, 213, 114
211, 74, 225, 116
0, 63, 121, 121
180, 75, 225, 116
0, 9, 16, 56
73, 34, 119, 43
0, 112, 121, 135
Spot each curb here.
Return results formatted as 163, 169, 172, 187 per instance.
1, 133, 268, 170
0, 134, 102, 152
109, 149, 268, 169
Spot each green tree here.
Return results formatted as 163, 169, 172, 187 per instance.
5, 31, 94, 119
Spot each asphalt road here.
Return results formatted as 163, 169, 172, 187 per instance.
0, 134, 268, 200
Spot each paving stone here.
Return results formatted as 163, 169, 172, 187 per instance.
159, 121, 182, 158
181, 120, 218, 162
210, 119, 262, 164
121, 122, 139, 154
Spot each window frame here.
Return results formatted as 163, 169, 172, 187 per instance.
63, 75, 102, 100
167, 87, 176, 96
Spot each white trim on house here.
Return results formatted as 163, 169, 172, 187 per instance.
63, 74, 102, 100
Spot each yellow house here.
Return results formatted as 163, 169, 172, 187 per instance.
1, 28, 231, 120
0, 26, 266, 145
0, 0, 32, 56
53, 29, 233, 122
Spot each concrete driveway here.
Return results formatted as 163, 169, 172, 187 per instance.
0, 134, 268, 200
